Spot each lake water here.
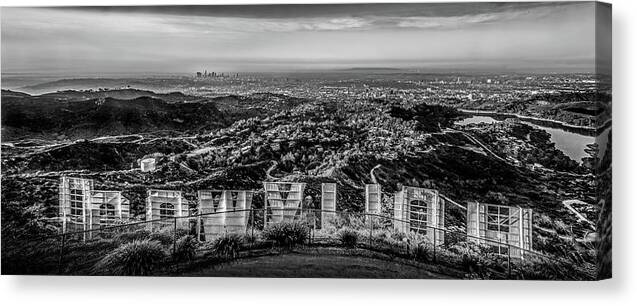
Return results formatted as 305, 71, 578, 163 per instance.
455, 115, 610, 163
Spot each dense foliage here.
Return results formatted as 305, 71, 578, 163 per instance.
173, 235, 199, 261
337, 228, 359, 248
92, 239, 167, 276
389, 103, 461, 132
208, 234, 244, 259
262, 221, 310, 248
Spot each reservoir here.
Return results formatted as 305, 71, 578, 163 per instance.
455, 115, 610, 163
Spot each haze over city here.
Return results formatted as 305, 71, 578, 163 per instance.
1, 2, 609, 75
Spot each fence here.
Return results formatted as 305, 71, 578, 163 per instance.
1, 208, 594, 279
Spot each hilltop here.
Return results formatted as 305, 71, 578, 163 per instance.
0, 89, 306, 141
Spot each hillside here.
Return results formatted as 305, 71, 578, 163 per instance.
37, 89, 200, 103
1, 90, 231, 141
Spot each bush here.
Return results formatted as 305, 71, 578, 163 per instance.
553, 220, 570, 235
149, 228, 175, 246
262, 221, 309, 247
175, 228, 192, 239
370, 229, 404, 251
447, 242, 492, 278
323, 214, 366, 231
116, 229, 151, 244
337, 228, 359, 248
514, 255, 592, 280
1, 238, 62, 275
92, 239, 166, 276
535, 214, 553, 228
390, 231, 407, 242
412, 243, 431, 262
210, 234, 243, 259
243, 230, 260, 244
173, 235, 199, 261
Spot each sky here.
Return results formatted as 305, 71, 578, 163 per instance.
1, 2, 611, 75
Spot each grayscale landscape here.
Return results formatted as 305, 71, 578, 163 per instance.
0, 2, 612, 279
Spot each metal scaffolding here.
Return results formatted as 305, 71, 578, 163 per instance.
59, 177, 94, 237
146, 189, 189, 230
197, 190, 254, 240
393, 186, 445, 244
365, 184, 382, 214
59, 177, 130, 240
467, 202, 533, 259
321, 183, 337, 228
263, 182, 306, 226
90, 190, 130, 226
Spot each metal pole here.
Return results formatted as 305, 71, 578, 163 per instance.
433, 228, 437, 262
57, 233, 66, 274
369, 214, 373, 248
508, 245, 512, 278
197, 213, 202, 242
263, 207, 267, 229
250, 208, 255, 248
173, 217, 177, 256
312, 210, 316, 245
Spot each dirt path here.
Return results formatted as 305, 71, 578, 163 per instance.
370, 164, 381, 184
562, 199, 596, 228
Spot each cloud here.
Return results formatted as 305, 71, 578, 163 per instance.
1, 3, 600, 74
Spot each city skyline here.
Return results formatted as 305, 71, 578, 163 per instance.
1, 2, 610, 75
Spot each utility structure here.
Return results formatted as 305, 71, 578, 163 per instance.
393, 186, 445, 245
140, 158, 157, 172
197, 190, 254, 241
146, 189, 189, 230
365, 184, 382, 214
263, 182, 306, 226
466, 202, 533, 259
320, 183, 337, 228
59, 177, 130, 240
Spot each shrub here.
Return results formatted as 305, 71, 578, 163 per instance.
535, 214, 553, 228
324, 214, 367, 231
175, 228, 192, 239
262, 221, 309, 247
243, 230, 260, 244
390, 230, 407, 242
412, 243, 431, 262
553, 220, 570, 235
447, 242, 491, 278
1, 238, 62, 275
337, 228, 359, 248
149, 228, 175, 246
92, 239, 166, 276
116, 229, 151, 244
210, 234, 243, 259
514, 255, 592, 280
370, 229, 404, 251
173, 235, 199, 261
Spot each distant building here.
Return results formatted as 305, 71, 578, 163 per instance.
466, 202, 533, 259
393, 186, 445, 245
197, 190, 254, 241
263, 182, 306, 226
